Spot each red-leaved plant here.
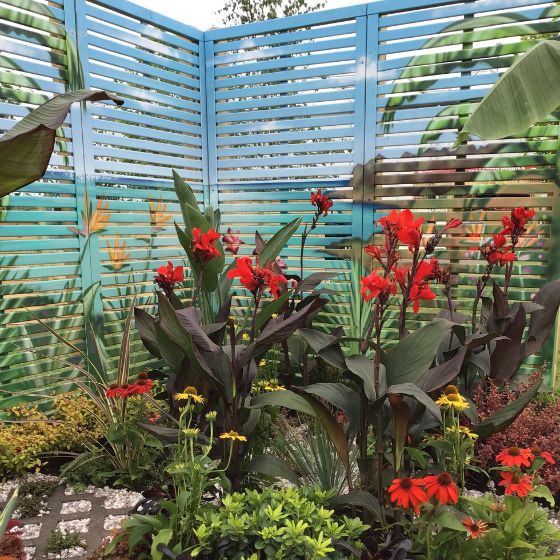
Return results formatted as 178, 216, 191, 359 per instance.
474, 371, 560, 495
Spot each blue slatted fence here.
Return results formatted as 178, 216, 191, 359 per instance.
0, 0, 558, 407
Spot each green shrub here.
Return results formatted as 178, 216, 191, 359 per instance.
0, 393, 102, 477
191, 486, 369, 559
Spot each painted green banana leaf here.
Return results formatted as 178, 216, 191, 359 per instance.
456, 39, 560, 146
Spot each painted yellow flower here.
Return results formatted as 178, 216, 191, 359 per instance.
174, 386, 205, 404
435, 392, 469, 411
219, 430, 247, 442
106, 237, 130, 271
445, 425, 478, 440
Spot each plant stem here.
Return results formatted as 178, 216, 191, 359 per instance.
471, 265, 492, 333
191, 269, 203, 307
249, 294, 261, 342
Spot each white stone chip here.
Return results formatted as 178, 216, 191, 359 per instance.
57, 518, 90, 534
60, 500, 92, 514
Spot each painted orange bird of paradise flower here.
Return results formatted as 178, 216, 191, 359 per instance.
106, 237, 131, 271
69, 192, 111, 238
149, 198, 173, 232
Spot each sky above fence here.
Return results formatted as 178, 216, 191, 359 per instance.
129, 0, 361, 29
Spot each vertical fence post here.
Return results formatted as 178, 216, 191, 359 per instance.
352, 13, 379, 245
64, 0, 105, 344
204, 40, 219, 210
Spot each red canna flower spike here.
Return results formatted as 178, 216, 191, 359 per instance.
222, 227, 244, 255
498, 471, 534, 497
360, 270, 396, 302
154, 261, 184, 297
192, 227, 221, 263
388, 477, 429, 515
530, 447, 555, 465
423, 472, 459, 505
496, 447, 533, 468
310, 189, 333, 216
462, 517, 488, 539
364, 244, 385, 262
227, 256, 288, 300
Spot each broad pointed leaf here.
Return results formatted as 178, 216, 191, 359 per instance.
386, 319, 452, 385
259, 217, 301, 267
246, 455, 300, 486
0, 89, 123, 195
456, 39, 560, 145
473, 377, 542, 439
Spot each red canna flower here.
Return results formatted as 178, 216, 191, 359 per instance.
360, 270, 396, 302
388, 477, 429, 515
364, 244, 385, 262
496, 447, 533, 468
462, 517, 488, 539
310, 189, 333, 216
227, 256, 288, 299
222, 227, 244, 255
379, 209, 401, 233
192, 227, 221, 263
154, 261, 184, 297
502, 207, 536, 236
498, 471, 534, 497
409, 282, 436, 313
441, 218, 463, 232
531, 447, 555, 465
396, 209, 424, 252
423, 472, 459, 505
481, 234, 515, 267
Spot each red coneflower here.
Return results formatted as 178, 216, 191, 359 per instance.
498, 471, 534, 497
462, 517, 488, 539
105, 384, 129, 399
423, 472, 459, 505
388, 477, 428, 515
496, 447, 533, 468
530, 447, 555, 465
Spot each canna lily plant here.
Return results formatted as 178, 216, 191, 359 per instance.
134, 171, 335, 488
251, 205, 560, 523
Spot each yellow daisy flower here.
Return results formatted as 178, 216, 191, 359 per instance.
445, 425, 478, 439
174, 386, 205, 404
435, 392, 469, 411
219, 430, 247, 442
264, 379, 286, 392
242, 333, 250, 341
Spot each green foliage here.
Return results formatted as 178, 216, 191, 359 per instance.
421, 493, 560, 559
266, 416, 359, 494
46, 529, 84, 554
191, 486, 369, 559
0, 393, 102, 477
218, 0, 325, 25
0, 486, 19, 544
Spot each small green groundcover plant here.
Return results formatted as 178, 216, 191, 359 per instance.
111, 486, 368, 560
46, 529, 85, 555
